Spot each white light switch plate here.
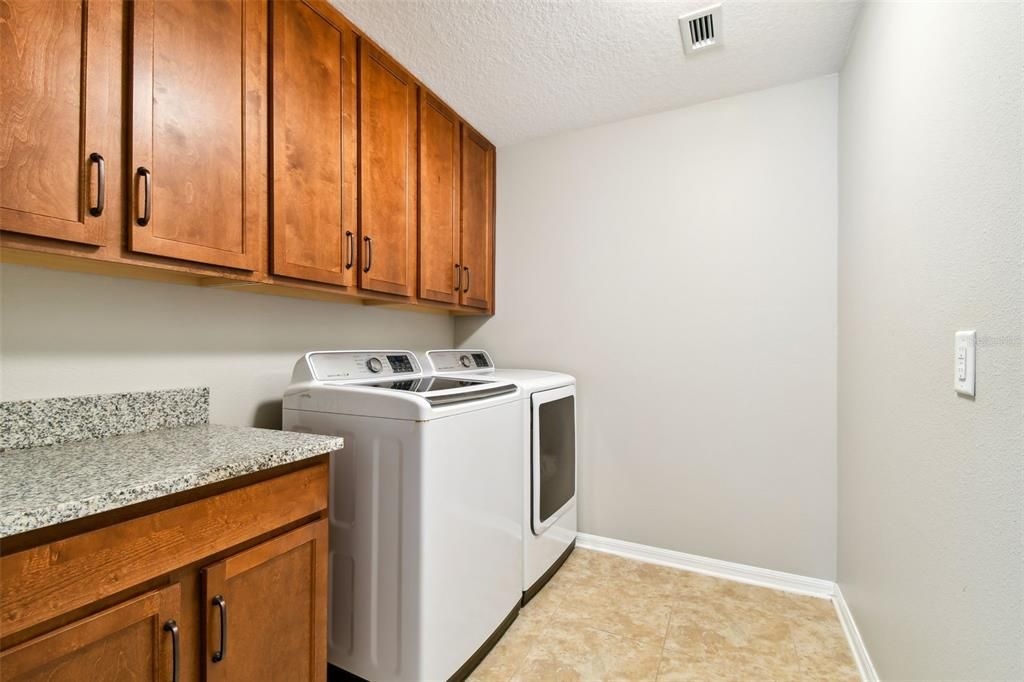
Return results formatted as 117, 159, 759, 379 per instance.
955, 330, 976, 396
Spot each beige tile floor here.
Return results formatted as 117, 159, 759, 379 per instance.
470, 549, 860, 682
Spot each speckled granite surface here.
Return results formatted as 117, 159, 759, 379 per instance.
0, 424, 344, 538
0, 387, 210, 451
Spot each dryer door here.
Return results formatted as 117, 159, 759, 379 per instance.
531, 385, 577, 534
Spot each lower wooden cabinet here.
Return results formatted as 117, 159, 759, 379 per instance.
0, 585, 181, 682
0, 460, 329, 682
203, 520, 327, 682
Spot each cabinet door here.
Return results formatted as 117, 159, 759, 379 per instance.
203, 520, 327, 682
359, 43, 417, 297
129, 0, 266, 270
459, 126, 495, 311
271, 0, 357, 286
0, 0, 117, 246
0, 585, 181, 682
418, 92, 461, 304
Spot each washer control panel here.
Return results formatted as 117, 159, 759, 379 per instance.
426, 349, 493, 374
308, 350, 420, 381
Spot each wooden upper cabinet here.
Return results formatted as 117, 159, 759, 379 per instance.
0, 0, 117, 246
0, 0, 495, 313
271, 0, 357, 287
203, 520, 327, 682
459, 127, 495, 311
0, 585, 181, 682
359, 42, 417, 297
418, 93, 461, 304
129, 0, 266, 270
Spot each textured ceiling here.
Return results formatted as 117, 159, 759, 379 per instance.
330, 0, 862, 147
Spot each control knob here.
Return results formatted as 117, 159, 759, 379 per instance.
459, 354, 472, 368
366, 357, 383, 373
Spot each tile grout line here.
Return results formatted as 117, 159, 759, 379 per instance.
654, 607, 675, 682
787, 621, 807, 679
564, 619, 667, 650
500, 622, 537, 682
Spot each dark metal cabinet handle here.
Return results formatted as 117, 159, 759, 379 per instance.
136, 167, 151, 227
212, 595, 227, 662
454, 263, 461, 291
345, 231, 354, 269
463, 266, 470, 293
88, 153, 105, 217
164, 619, 180, 682
363, 236, 372, 273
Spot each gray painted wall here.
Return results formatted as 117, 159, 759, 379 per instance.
0, 264, 454, 427
457, 76, 839, 579
837, 2, 1023, 678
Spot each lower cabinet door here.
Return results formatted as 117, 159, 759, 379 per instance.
202, 519, 328, 682
0, 584, 182, 682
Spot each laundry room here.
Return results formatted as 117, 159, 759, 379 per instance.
0, 1, 1020, 681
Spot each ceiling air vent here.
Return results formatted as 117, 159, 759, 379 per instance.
679, 5, 723, 56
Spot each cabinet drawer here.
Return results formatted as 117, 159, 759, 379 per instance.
1, 463, 327, 637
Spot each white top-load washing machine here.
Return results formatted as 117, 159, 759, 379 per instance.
283, 350, 523, 681
424, 350, 577, 604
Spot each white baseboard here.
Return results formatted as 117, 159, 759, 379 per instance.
576, 532, 835, 599
833, 585, 879, 682
575, 532, 877, 681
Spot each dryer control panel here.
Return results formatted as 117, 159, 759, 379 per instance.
307, 350, 421, 381
427, 349, 493, 374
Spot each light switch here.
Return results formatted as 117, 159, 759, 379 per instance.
954, 331, 976, 396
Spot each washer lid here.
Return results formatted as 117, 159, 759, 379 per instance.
358, 376, 517, 406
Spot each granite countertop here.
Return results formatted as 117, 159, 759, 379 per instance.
0, 423, 344, 539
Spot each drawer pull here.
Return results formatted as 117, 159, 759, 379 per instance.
212, 595, 227, 662
164, 619, 180, 682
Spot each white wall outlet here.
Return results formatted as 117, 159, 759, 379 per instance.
954, 331, 976, 396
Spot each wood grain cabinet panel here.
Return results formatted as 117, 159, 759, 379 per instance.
203, 520, 327, 682
271, 0, 357, 286
0, 461, 329, 680
0, 0, 498, 313
129, 0, 266, 270
459, 127, 495, 311
359, 42, 417, 297
0, 585, 181, 682
417, 93, 461, 304
0, 0, 117, 246
1, 463, 327, 636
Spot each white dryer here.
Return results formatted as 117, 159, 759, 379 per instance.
425, 350, 578, 604
283, 350, 523, 681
